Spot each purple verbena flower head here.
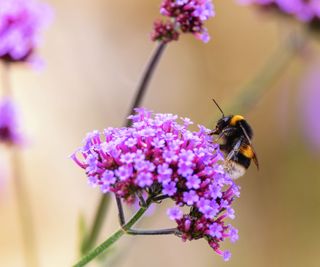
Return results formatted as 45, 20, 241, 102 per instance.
151, 20, 180, 43
0, 97, 23, 145
151, 0, 215, 43
72, 108, 240, 260
0, 0, 53, 66
237, 0, 320, 24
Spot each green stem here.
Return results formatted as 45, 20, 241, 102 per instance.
223, 32, 307, 117
80, 194, 111, 254
2, 63, 38, 267
12, 150, 38, 267
73, 205, 150, 267
126, 41, 167, 126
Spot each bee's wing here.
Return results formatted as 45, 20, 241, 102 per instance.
239, 122, 259, 170
239, 123, 252, 145
251, 145, 259, 170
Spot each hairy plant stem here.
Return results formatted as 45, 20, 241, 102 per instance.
73, 204, 151, 267
80, 194, 111, 254
2, 62, 38, 267
80, 41, 167, 254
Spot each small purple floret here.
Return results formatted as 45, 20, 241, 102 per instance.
136, 172, 153, 187
183, 190, 199, 205
207, 222, 223, 238
167, 206, 183, 220
223, 250, 232, 261
186, 174, 201, 189
229, 225, 239, 243
162, 181, 177, 196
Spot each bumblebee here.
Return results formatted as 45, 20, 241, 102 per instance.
211, 99, 259, 179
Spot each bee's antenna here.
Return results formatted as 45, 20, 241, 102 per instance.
212, 98, 225, 117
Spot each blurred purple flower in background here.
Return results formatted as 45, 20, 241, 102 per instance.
151, 20, 180, 43
151, 0, 215, 43
72, 108, 240, 260
0, 97, 23, 146
0, 0, 53, 66
237, 0, 320, 23
299, 60, 320, 151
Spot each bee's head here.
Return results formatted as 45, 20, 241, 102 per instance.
214, 116, 232, 134
211, 99, 233, 134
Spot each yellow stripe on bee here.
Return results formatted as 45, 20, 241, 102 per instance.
230, 115, 244, 126
240, 145, 254, 159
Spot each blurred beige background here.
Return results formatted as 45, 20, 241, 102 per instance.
1, 0, 320, 266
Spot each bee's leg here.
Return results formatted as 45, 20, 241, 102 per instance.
214, 131, 224, 142
213, 127, 236, 143
213, 128, 232, 142
226, 139, 242, 161
126, 228, 180, 236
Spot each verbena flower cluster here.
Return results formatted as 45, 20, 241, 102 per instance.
0, 97, 23, 145
151, 0, 215, 43
238, 0, 320, 23
0, 0, 52, 65
72, 108, 240, 261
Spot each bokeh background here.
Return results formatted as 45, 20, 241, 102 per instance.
1, 0, 320, 266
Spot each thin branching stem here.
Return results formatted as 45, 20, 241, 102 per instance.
126, 228, 179, 236
126, 41, 167, 126
152, 194, 169, 202
115, 196, 126, 226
